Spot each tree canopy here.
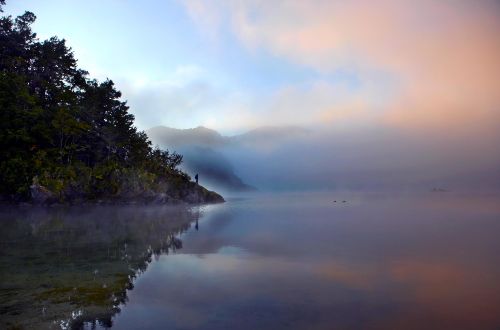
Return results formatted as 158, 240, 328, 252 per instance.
0, 4, 188, 201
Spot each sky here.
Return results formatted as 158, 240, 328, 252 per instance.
4, 0, 500, 190
6, 0, 499, 134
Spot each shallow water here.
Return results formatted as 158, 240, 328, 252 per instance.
2, 192, 500, 329
0, 205, 197, 329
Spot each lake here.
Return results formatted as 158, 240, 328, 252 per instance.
1, 192, 500, 329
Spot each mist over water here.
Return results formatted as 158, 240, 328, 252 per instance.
231, 127, 500, 192
149, 123, 500, 194
107, 192, 500, 330
2, 190, 499, 329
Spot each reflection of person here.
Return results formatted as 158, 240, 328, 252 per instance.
195, 173, 198, 184
195, 206, 200, 231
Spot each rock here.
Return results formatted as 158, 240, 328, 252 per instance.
30, 183, 56, 205
26, 176, 224, 206
153, 193, 169, 204
203, 190, 225, 203
192, 184, 225, 204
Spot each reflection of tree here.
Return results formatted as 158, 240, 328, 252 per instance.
0, 205, 198, 329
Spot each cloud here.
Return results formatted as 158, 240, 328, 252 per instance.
182, 0, 500, 134
119, 78, 218, 130
259, 79, 392, 128
115, 66, 259, 132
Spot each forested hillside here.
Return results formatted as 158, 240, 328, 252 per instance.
0, 3, 222, 204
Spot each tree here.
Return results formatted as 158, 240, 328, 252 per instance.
0, 4, 188, 201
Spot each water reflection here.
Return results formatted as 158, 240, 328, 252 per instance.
2, 193, 500, 330
0, 205, 199, 329
111, 193, 500, 330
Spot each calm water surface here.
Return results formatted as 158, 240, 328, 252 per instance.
2, 192, 500, 329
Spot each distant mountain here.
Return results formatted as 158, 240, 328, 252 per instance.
179, 147, 255, 192
147, 126, 226, 147
147, 125, 308, 148
146, 125, 308, 192
145, 126, 252, 192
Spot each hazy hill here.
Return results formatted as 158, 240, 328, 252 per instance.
146, 126, 250, 192
179, 147, 255, 192
147, 126, 227, 147
145, 125, 307, 192
147, 125, 308, 148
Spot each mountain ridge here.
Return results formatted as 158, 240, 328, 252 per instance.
146, 125, 309, 148
145, 125, 307, 193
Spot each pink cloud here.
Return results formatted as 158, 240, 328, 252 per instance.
182, 0, 500, 135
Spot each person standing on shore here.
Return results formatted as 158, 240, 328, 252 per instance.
195, 174, 198, 184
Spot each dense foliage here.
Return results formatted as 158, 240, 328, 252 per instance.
0, 4, 190, 201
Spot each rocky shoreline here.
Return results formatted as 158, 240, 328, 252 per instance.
22, 181, 225, 206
